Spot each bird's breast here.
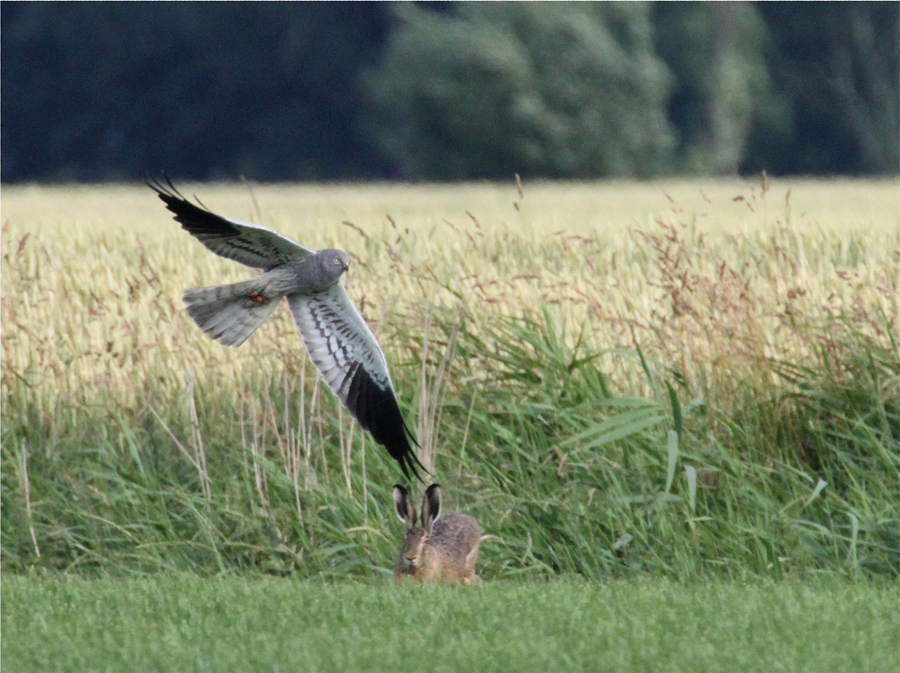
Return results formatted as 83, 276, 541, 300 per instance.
281, 259, 338, 295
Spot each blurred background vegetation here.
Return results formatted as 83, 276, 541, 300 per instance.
3, 1, 897, 183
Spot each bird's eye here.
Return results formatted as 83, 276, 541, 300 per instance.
334, 256, 341, 265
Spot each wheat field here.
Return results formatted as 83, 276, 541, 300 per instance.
4, 178, 895, 414
2, 177, 897, 578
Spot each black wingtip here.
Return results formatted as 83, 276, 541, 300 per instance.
147, 175, 241, 238
147, 174, 192, 213
147, 174, 203, 209
345, 364, 431, 484
381, 420, 430, 485
146, 173, 181, 200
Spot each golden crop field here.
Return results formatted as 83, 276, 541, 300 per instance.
3, 178, 897, 423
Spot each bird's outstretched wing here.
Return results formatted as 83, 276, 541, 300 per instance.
148, 176, 313, 270
287, 286, 427, 481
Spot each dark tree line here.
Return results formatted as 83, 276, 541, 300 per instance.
2, 1, 896, 183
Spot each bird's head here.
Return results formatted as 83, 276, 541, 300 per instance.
316, 248, 351, 283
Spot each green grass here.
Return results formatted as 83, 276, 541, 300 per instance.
3, 576, 897, 673
2, 303, 896, 580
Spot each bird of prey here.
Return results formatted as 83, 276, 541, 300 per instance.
149, 177, 427, 481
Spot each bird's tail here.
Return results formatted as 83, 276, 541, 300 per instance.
183, 278, 282, 347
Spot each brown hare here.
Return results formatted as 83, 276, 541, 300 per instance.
392, 483, 481, 584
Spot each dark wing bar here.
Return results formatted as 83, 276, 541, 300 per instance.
148, 176, 312, 270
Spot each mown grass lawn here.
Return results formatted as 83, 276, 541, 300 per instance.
3, 577, 897, 673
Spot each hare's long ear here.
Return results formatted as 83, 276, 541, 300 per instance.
393, 484, 416, 527
421, 483, 442, 532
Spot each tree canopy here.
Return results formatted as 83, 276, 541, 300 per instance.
2, 2, 896, 182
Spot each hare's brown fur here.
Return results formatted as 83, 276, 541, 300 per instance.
393, 484, 481, 584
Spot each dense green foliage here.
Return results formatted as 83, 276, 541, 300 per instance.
366, 3, 674, 179
751, 2, 900, 175
2, 2, 898, 181
1, 2, 392, 181
654, 3, 776, 175
4, 577, 897, 672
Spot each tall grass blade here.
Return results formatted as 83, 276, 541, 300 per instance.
804, 479, 829, 508
684, 464, 697, 514
667, 381, 682, 440
563, 406, 666, 451
665, 430, 679, 494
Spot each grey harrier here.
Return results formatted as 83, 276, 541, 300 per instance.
149, 178, 426, 481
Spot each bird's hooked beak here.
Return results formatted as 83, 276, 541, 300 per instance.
342, 259, 350, 271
